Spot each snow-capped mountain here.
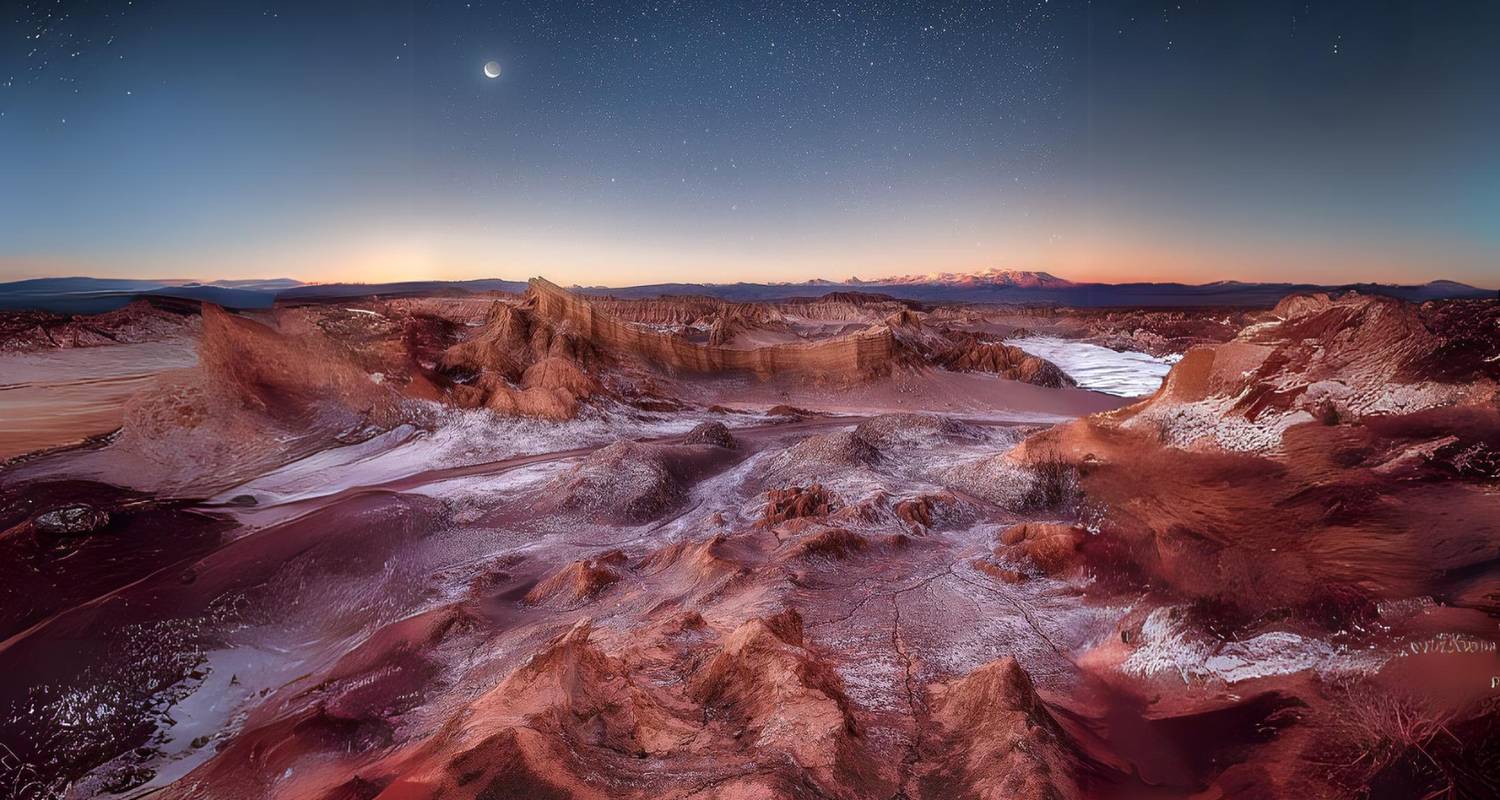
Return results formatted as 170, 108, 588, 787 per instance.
866, 268, 1075, 288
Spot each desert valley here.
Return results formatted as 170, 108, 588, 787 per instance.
1, 275, 1496, 799
8, 1, 1500, 796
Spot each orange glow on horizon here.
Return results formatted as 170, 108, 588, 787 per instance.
3, 231, 1493, 290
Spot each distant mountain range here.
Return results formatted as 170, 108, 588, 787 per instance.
570, 272, 1493, 306
849, 268, 1076, 289
0, 271, 1491, 314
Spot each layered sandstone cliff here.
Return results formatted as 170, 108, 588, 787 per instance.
527, 278, 902, 380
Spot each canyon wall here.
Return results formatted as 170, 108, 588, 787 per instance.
528, 278, 899, 380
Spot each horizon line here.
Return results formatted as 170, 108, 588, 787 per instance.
1, 272, 1495, 293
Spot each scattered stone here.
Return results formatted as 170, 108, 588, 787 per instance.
33, 504, 110, 538
683, 421, 736, 448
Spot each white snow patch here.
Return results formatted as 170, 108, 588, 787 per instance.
1006, 336, 1177, 397
1121, 607, 1386, 684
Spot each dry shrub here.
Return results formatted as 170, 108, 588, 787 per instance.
1324, 680, 1500, 800
1024, 446, 1081, 514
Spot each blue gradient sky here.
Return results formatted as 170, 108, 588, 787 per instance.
3, 1, 1497, 286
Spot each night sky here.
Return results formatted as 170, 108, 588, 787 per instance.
3, 1, 1497, 286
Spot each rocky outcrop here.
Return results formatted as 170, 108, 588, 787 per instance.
938, 452, 1036, 510
761, 484, 841, 525
892, 491, 968, 533
762, 431, 882, 486
853, 412, 983, 449
1018, 292, 1500, 622
195, 304, 401, 425
997, 522, 1088, 575
590, 291, 920, 329
688, 610, 882, 793
1113, 292, 1499, 453
539, 440, 738, 523
0, 298, 198, 353
31, 504, 110, 538
682, 421, 736, 448
917, 657, 1084, 800
540, 441, 687, 523
523, 557, 623, 608
102, 304, 417, 490
529, 278, 900, 381
934, 332, 1076, 388
282, 610, 889, 800
408, 620, 694, 797
782, 526, 869, 560
437, 298, 607, 420
427, 280, 938, 419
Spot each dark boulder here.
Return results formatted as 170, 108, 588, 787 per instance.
683, 421, 736, 449
33, 504, 110, 537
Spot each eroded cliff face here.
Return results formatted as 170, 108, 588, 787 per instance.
82, 305, 426, 491
1017, 291, 1500, 621
932, 333, 1076, 389
527, 277, 903, 381
4, 282, 1085, 460
427, 280, 908, 420
589, 291, 920, 328
527, 279, 1081, 393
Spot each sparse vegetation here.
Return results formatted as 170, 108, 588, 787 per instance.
1024, 446, 1082, 513
1325, 680, 1500, 800
1314, 398, 1344, 426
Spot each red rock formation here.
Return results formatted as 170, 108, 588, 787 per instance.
633, 533, 746, 593
783, 526, 869, 560
426, 280, 956, 419
0, 297, 198, 353
528, 278, 900, 381
997, 521, 1088, 575
1111, 292, 1499, 453
687, 609, 884, 794
590, 290, 919, 329
935, 332, 1076, 388
436, 298, 607, 420
893, 491, 967, 533
399, 620, 694, 798
195, 305, 400, 424
1018, 292, 1500, 623
761, 484, 841, 525
100, 304, 421, 489
916, 657, 1085, 799
523, 558, 622, 607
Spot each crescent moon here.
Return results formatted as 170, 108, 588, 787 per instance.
483, 61, 502, 79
